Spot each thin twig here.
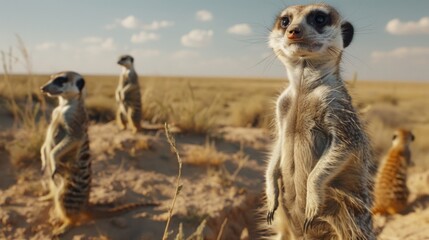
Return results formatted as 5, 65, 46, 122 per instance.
216, 217, 228, 240
162, 123, 183, 240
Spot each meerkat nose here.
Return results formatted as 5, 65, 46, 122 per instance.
287, 26, 303, 39
41, 85, 48, 92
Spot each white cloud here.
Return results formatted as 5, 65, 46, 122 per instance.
120, 15, 141, 29
196, 10, 213, 22
131, 31, 160, 43
104, 23, 117, 30
131, 49, 161, 58
181, 29, 213, 48
227, 24, 252, 35
143, 20, 175, 30
81, 37, 104, 44
100, 38, 115, 50
84, 38, 116, 54
386, 17, 429, 35
105, 17, 174, 31
35, 42, 57, 51
372, 47, 429, 62
171, 50, 199, 59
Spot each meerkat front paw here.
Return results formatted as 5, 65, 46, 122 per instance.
304, 188, 321, 232
266, 186, 280, 224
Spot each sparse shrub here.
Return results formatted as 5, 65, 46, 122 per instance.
1, 36, 47, 169
86, 96, 116, 123
380, 94, 399, 106
183, 140, 227, 167
229, 95, 271, 128
169, 83, 221, 134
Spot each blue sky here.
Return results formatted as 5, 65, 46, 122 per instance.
1, 0, 428, 81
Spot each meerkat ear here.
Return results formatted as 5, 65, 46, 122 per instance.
76, 78, 85, 92
341, 21, 354, 48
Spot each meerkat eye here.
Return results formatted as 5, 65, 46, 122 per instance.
314, 13, 328, 26
280, 17, 290, 29
52, 76, 68, 87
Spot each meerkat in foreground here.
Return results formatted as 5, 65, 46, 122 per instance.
265, 4, 375, 240
40, 71, 157, 236
116, 55, 142, 133
372, 129, 415, 215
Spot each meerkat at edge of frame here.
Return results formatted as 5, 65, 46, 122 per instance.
264, 4, 375, 240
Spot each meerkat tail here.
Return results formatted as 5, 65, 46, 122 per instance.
86, 202, 159, 218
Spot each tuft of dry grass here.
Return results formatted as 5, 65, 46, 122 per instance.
86, 96, 116, 123
1, 36, 48, 169
229, 95, 272, 128
183, 140, 227, 167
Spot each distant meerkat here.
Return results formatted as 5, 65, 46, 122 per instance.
264, 4, 374, 240
116, 55, 142, 133
40, 71, 156, 236
372, 129, 415, 215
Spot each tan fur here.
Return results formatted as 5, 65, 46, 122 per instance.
40, 72, 157, 237
372, 129, 414, 215
264, 4, 374, 240
116, 55, 142, 133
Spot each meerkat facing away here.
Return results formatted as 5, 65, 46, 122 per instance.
264, 4, 374, 240
373, 129, 415, 215
40, 72, 157, 236
116, 55, 142, 133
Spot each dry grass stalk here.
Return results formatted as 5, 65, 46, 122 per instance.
2, 36, 48, 168
216, 217, 228, 240
162, 123, 183, 240
185, 219, 207, 240
183, 140, 227, 167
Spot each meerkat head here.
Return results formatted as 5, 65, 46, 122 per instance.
392, 128, 415, 165
117, 55, 134, 68
41, 71, 86, 99
392, 129, 415, 146
269, 4, 354, 61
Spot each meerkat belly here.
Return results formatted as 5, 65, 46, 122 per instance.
281, 99, 328, 215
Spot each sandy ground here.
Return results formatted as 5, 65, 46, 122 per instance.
1, 122, 429, 239
0, 123, 268, 239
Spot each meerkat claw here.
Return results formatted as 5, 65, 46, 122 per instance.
303, 217, 314, 233
267, 210, 275, 225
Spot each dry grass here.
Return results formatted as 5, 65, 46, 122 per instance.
1, 37, 48, 169
86, 95, 116, 123
163, 123, 183, 240
2, 66, 429, 172
183, 141, 227, 167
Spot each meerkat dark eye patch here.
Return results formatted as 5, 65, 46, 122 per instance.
411, 134, 415, 141
341, 21, 354, 48
52, 76, 68, 87
392, 134, 397, 140
307, 10, 331, 32
76, 78, 85, 92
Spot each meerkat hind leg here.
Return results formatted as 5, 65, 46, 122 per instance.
52, 219, 72, 237
128, 108, 141, 134
116, 107, 127, 130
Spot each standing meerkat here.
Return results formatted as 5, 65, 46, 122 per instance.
116, 55, 142, 133
265, 4, 374, 240
372, 129, 415, 215
40, 71, 157, 236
